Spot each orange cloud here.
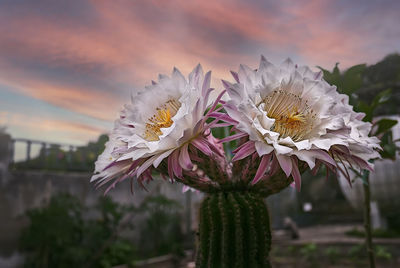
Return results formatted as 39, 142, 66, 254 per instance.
5, 111, 107, 144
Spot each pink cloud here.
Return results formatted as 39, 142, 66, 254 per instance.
4, 111, 107, 145
0, 0, 398, 144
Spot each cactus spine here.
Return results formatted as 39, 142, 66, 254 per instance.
196, 192, 271, 268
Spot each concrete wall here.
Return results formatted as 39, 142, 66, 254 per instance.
0, 169, 203, 263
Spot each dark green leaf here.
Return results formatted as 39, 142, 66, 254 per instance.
356, 101, 373, 121
380, 143, 397, 160
318, 64, 342, 89
374, 119, 397, 136
371, 89, 392, 109
342, 64, 366, 95
345, 64, 367, 75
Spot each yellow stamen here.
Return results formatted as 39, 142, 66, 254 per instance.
263, 89, 315, 141
144, 99, 181, 141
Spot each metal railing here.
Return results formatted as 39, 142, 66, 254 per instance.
11, 138, 78, 163
10, 138, 93, 172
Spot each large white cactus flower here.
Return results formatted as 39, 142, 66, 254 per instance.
91, 65, 223, 192
223, 56, 380, 189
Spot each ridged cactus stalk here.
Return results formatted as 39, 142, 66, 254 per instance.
196, 192, 272, 268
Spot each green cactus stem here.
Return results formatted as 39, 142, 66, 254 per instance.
196, 192, 271, 268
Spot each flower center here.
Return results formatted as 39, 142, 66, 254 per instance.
144, 99, 181, 141
263, 89, 316, 141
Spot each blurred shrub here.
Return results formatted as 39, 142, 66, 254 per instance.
19, 194, 136, 268
299, 243, 318, 261
345, 227, 400, 238
19, 193, 185, 267
323, 246, 340, 264
375, 246, 392, 260
137, 195, 184, 258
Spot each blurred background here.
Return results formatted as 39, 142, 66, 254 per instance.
1, 0, 400, 267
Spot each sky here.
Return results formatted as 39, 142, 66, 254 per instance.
1, 0, 399, 151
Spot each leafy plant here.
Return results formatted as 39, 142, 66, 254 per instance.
299, 243, 317, 261
136, 195, 184, 259
348, 244, 365, 259
324, 246, 340, 263
375, 246, 392, 260
345, 227, 400, 238
19, 193, 136, 268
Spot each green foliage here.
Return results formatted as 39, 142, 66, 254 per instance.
363, 54, 400, 85
299, 243, 318, 261
320, 63, 398, 162
19, 194, 136, 268
348, 244, 364, 258
375, 246, 392, 260
196, 192, 271, 268
321, 54, 400, 116
318, 63, 366, 97
323, 246, 340, 263
345, 227, 400, 238
137, 195, 184, 259
19, 193, 186, 267
375, 118, 397, 136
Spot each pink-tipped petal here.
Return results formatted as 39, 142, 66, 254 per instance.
202, 87, 214, 111
215, 114, 238, 125
206, 117, 229, 130
269, 155, 279, 175
350, 155, 374, 172
178, 144, 194, 170
102, 160, 118, 171
206, 89, 226, 117
153, 149, 174, 168
136, 155, 157, 178
202, 71, 212, 96
209, 123, 232, 128
230, 71, 240, 83
171, 150, 183, 178
221, 79, 232, 90
311, 161, 321, 176
312, 149, 336, 166
232, 141, 256, 161
291, 158, 301, 192
233, 140, 253, 153
168, 153, 174, 180
219, 132, 248, 143
192, 99, 202, 124
252, 154, 272, 185
192, 138, 213, 156
182, 185, 190, 193
208, 111, 225, 118
205, 136, 225, 157
276, 154, 293, 177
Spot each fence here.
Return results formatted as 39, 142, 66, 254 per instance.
9, 138, 94, 172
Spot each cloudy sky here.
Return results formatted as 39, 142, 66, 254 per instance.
1, 0, 399, 148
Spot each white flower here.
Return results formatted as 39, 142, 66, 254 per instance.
223, 56, 380, 189
92, 65, 222, 191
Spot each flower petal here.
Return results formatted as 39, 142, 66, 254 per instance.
291, 157, 301, 192
276, 154, 293, 177
178, 143, 194, 170
232, 141, 256, 161
252, 154, 272, 184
